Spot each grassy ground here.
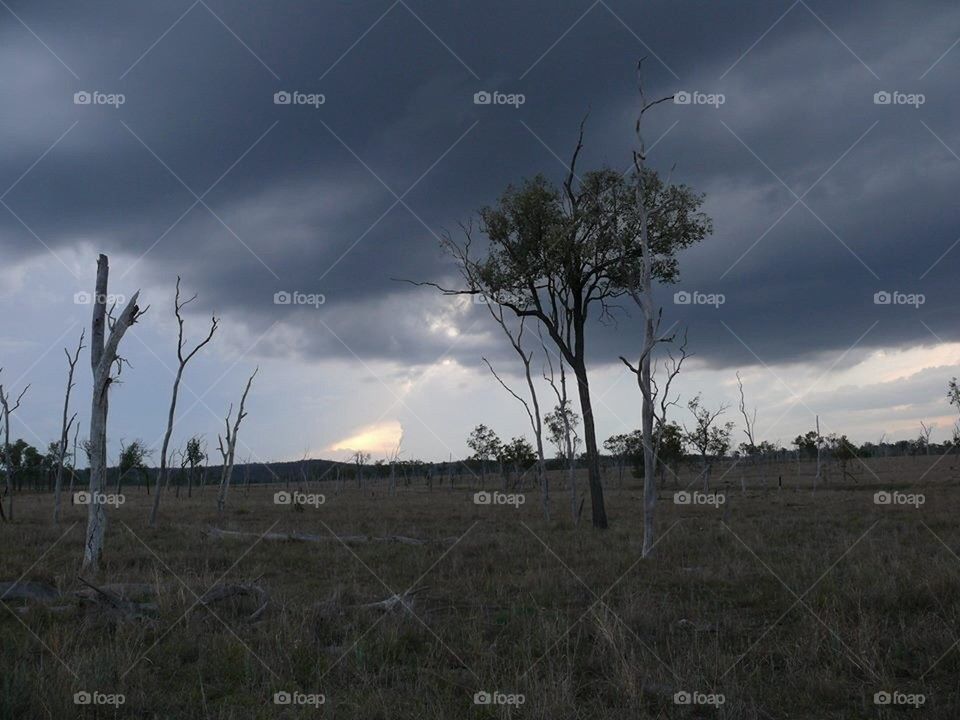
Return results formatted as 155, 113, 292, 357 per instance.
1, 455, 959, 718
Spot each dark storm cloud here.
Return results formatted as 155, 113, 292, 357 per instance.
2, 0, 959, 370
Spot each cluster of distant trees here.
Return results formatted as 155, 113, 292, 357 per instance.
464, 375, 960, 493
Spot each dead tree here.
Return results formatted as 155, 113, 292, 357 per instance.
150, 277, 218, 527
683, 395, 733, 493
621, 331, 687, 555
67, 422, 80, 502
736, 370, 759, 488
54, 332, 85, 524
84, 254, 146, 573
216, 368, 257, 513
542, 345, 579, 524
815, 415, 823, 488
353, 450, 370, 490
482, 309, 548, 521
0, 371, 29, 521
619, 58, 691, 557
920, 421, 933, 456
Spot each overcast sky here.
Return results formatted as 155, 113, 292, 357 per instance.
1, 0, 959, 465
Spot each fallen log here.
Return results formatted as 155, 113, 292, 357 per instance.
76, 577, 159, 620
72, 582, 157, 601
355, 586, 427, 615
198, 581, 269, 622
0, 581, 61, 603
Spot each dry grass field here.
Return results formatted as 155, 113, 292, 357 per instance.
2, 455, 959, 718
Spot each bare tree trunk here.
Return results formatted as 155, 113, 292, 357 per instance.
150, 278, 218, 527
573, 359, 607, 529
217, 368, 257, 513
640, 312, 657, 555
54, 336, 83, 524
815, 415, 822, 490
67, 423, 79, 503
83, 254, 144, 573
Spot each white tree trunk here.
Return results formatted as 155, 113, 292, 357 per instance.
83, 254, 142, 573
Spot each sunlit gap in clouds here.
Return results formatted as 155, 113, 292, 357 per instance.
328, 420, 404, 457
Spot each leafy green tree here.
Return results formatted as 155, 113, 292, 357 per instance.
466, 424, 501, 487
183, 435, 205, 498
792, 430, 819, 460
654, 422, 684, 483
427, 149, 711, 529
544, 403, 581, 462
497, 436, 536, 489
118, 439, 151, 494
828, 434, 858, 481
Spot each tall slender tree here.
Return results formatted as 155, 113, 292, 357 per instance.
150, 277, 218, 526
53, 332, 84, 524
481, 310, 549, 520
619, 59, 707, 553
216, 368, 257, 513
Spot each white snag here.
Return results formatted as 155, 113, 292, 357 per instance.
216, 368, 258, 513
149, 277, 218, 527
54, 332, 84, 524
83, 254, 145, 573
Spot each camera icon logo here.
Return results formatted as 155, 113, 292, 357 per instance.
873, 691, 892, 705
673, 690, 692, 704
74, 691, 92, 705
74, 491, 91, 505
873, 91, 891, 105
74, 91, 92, 105
473, 91, 492, 105
274, 291, 292, 305
873, 491, 891, 505
473, 691, 492, 704
274, 91, 292, 105
673, 290, 691, 305
673, 491, 691, 505
873, 290, 891, 305
473, 491, 491, 505
274, 491, 292, 505
74, 291, 92, 304
273, 690, 292, 704
673, 91, 691, 105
